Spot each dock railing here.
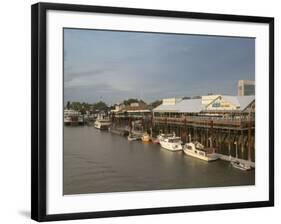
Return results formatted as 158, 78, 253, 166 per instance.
153, 116, 254, 129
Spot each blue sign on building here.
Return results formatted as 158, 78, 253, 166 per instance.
212, 101, 220, 107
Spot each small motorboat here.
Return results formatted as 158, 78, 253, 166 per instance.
127, 133, 140, 141
231, 160, 252, 171
141, 133, 150, 142
155, 133, 174, 144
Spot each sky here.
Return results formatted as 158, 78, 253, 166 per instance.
64, 28, 255, 105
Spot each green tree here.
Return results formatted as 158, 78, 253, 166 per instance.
92, 101, 108, 111
73, 102, 83, 111
66, 101, 71, 109
149, 100, 162, 109
123, 98, 139, 106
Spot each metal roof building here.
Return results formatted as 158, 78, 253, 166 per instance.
152, 95, 255, 162
153, 95, 255, 114
153, 99, 203, 113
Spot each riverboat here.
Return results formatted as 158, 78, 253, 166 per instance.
94, 113, 111, 130
64, 109, 84, 125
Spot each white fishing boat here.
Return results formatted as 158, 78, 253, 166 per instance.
183, 142, 219, 161
231, 160, 251, 171
159, 135, 183, 151
154, 133, 174, 144
94, 113, 111, 130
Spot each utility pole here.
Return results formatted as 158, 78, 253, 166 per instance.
248, 104, 253, 162
210, 120, 213, 149
234, 141, 238, 159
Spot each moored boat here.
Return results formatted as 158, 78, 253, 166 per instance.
154, 133, 174, 144
64, 115, 72, 125
159, 135, 183, 151
183, 142, 218, 161
141, 133, 150, 142
64, 109, 84, 126
128, 133, 141, 141
231, 160, 251, 171
94, 113, 111, 130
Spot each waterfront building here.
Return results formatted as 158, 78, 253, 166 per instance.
110, 101, 152, 134
238, 80, 255, 96
110, 103, 126, 113
111, 102, 151, 119
153, 95, 255, 161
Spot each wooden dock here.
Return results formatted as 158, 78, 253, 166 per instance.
110, 114, 255, 162
153, 116, 254, 130
152, 116, 255, 162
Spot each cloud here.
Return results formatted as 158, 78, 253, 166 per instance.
63, 29, 255, 104
64, 68, 109, 83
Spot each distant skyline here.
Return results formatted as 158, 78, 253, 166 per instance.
64, 28, 255, 105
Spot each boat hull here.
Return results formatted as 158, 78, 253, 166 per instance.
183, 149, 218, 161
141, 134, 150, 142
128, 137, 138, 141
152, 139, 160, 144
231, 161, 251, 171
94, 122, 111, 130
160, 142, 183, 151
142, 138, 150, 142
128, 135, 140, 141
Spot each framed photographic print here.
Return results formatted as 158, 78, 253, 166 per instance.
31, 2, 274, 222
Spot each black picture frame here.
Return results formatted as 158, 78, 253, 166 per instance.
31, 2, 274, 222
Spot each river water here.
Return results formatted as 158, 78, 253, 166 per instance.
63, 126, 255, 195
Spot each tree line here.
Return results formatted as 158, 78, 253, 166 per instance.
65, 98, 163, 114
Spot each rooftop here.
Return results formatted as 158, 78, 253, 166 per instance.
153, 95, 255, 113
